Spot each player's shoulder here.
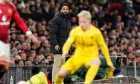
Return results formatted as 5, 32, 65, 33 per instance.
90, 25, 101, 33
9, 2, 16, 9
71, 26, 80, 32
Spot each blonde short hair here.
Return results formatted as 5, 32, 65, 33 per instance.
77, 10, 91, 20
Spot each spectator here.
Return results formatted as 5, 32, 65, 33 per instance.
36, 40, 41, 49
41, 59, 47, 65
18, 60, 24, 66
122, 11, 129, 27
30, 5, 37, 14
10, 33, 17, 42
31, 43, 37, 50
45, 55, 53, 65
42, 40, 50, 54
37, 46, 45, 59
21, 42, 27, 52
15, 42, 22, 51
25, 61, 33, 66
25, 43, 31, 55
27, 55, 34, 63
18, 34, 25, 43
111, 15, 124, 31
127, 11, 136, 29
127, 53, 135, 66
15, 55, 22, 65
20, 53, 27, 64
136, 50, 140, 65
24, 3, 31, 14
27, 18, 36, 32
30, 50, 37, 58
9, 54, 15, 65
11, 48, 18, 57
33, 54, 42, 65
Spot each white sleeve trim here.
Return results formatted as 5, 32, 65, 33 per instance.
26, 31, 32, 36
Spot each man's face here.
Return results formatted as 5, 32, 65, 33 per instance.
79, 17, 91, 30
36, 55, 41, 62
60, 6, 69, 15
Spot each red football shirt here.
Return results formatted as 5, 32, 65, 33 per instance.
0, 2, 29, 43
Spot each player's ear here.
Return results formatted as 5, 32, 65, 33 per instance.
89, 19, 91, 24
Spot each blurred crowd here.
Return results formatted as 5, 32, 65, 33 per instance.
9, 0, 140, 66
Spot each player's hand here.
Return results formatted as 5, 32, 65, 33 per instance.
54, 45, 60, 51
62, 53, 68, 60
28, 34, 38, 43
71, 78, 76, 82
0, 55, 9, 72
109, 64, 115, 71
71, 44, 75, 48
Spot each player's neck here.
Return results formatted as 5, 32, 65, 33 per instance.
87, 25, 90, 30
82, 25, 90, 31
85, 25, 90, 31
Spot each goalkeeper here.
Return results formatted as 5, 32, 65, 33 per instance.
55, 10, 114, 84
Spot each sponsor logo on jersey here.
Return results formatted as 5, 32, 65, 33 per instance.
0, 22, 10, 25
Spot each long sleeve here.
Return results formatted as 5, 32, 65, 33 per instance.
12, 6, 29, 33
50, 18, 59, 45
97, 31, 113, 66
63, 29, 75, 54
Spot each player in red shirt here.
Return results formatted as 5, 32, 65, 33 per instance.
0, 0, 38, 79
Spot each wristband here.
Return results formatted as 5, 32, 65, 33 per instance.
26, 31, 32, 36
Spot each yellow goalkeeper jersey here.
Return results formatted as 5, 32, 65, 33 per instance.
63, 25, 112, 66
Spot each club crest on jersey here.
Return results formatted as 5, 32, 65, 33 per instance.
8, 8, 12, 14
0, 9, 2, 14
2, 15, 7, 22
